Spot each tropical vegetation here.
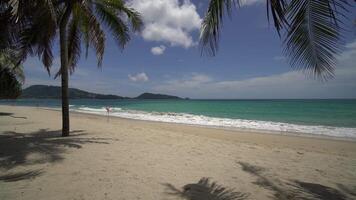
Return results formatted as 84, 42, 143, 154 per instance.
0, 0, 142, 136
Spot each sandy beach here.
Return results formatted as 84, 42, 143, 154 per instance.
1, 105, 356, 200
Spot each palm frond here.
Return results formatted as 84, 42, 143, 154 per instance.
8, 0, 19, 17
78, 2, 105, 67
38, 13, 56, 74
267, 0, 288, 34
94, 1, 130, 49
67, 11, 82, 73
200, 0, 237, 56
5, 0, 57, 74
96, 0, 143, 32
0, 49, 24, 83
284, 0, 349, 80
0, 65, 22, 99
44, 0, 57, 24
22, 6, 56, 74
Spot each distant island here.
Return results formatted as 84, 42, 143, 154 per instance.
136, 93, 181, 100
21, 85, 184, 100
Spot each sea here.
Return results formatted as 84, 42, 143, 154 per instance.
1, 99, 356, 139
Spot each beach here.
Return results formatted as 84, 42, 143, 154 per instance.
1, 105, 356, 199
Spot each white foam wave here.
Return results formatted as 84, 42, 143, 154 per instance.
73, 106, 356, 139
75, 107, 107, 113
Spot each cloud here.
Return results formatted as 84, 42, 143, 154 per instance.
273, 56, 286, 61
127, 0, 202, 48
151, 45, 166, 55
240, 0, 265, 6
128, 72, 149, 82
154, 40, 356, 99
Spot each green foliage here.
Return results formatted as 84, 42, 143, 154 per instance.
0, 0, 143, 76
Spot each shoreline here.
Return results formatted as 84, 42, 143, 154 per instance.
8, 104, 356, 142
73, 109, 356, 142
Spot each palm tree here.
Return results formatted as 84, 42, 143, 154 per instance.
200, 0, 352, 80
3, 0, 142, 136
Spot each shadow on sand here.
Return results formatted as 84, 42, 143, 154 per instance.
0, 129, 116, 182
164, 177, 249, 200
0, 111, 27, 119
0, 169, 43, 182
238, 162, 354, 200
164, 163, 355, 200
0, 112, 13, 116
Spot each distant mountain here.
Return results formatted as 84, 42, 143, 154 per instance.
21, 85, 126, 99
21, 85, 184, 100
135, 92, 182, 100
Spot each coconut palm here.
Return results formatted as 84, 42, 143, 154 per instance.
3, 0, 142, 136
200, 0, 352, 80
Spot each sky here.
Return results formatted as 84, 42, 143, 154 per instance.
23, 0, 356, 99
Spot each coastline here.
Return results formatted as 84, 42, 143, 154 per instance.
1, 105, 356, 154
1, 105, 356, 199
72, 108, 356, 142
8, 104, 356, 142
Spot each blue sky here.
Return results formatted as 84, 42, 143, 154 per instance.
23, 0, 356, 99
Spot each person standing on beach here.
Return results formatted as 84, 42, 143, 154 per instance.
106, 107, 112, 122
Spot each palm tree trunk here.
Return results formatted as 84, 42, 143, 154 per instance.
59, 4, 72, 137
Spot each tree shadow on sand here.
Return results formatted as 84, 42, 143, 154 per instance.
0, 169, 43, 182
0, 111, 27, 119
164, 177, 249, 200
0, 129, 117, 182
238, 162, 354, 200
0, 112, 13, 116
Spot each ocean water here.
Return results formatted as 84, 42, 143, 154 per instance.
1, 99, 356, 139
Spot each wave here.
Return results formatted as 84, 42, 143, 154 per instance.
73, 106, 356, 139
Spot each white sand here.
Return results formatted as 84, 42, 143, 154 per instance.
1, 105, 356, 200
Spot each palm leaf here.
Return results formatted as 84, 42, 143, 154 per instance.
94, 1, 130, 49
267, 0, 289, 34
6, 0, 57, 74
0, 49, 24, 83
284, 0, 349, 80
96, 0, 143, 32
78, 2, 105, 67
67, 10, 82, 72
200, 0, 237, 56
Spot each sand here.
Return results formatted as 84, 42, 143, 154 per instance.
0, 105, 356, 200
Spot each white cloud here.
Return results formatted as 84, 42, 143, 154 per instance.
128, 72, 149, 82
273, 55, 286, 61
159, 73, 212, 89
240, 0, 265, 6
154, 40, 356, 99
127, 0, 202, 48
151, 45, 166, 55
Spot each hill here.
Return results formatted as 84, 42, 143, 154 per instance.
21, 85, 184, 100
135, 92, 182, 100
21, 85, 126, 99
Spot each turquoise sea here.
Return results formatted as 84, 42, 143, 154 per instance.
1, 99, 356, 138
